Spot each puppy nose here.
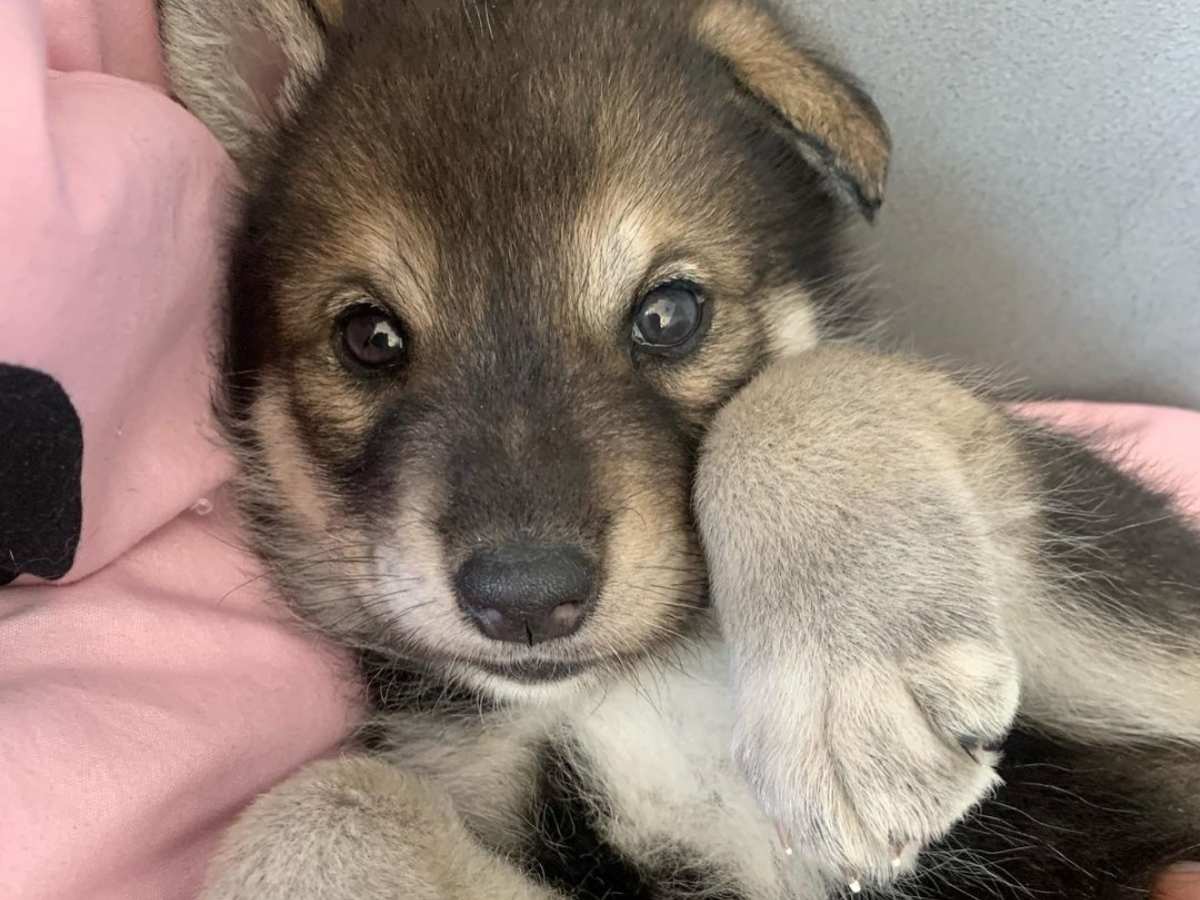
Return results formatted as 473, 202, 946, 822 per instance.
454, 544, 597, 645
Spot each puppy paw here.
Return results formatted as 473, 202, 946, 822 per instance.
732, 639, 1019, 891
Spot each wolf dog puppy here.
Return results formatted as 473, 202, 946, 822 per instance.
157, 1, 1200, 898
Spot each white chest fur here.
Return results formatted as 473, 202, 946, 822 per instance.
564, 644, 825, 900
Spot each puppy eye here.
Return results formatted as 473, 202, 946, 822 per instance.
338, 305, 406, 371
631, 281, 705, 353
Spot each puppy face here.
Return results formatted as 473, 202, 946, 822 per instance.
168, 0, 888, 697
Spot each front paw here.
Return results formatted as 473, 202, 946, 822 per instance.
733, 640, 1019, 890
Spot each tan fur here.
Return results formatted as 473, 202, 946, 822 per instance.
310, 0, 344, 26
585, 449, 705, 654
250, 389, 337, 533
283, 210, 442, 343
695, 0, 891, 210
571, 191, 663, 335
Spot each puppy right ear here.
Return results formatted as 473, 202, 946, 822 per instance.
158, 0, 342, 168
695, 0, 890, 219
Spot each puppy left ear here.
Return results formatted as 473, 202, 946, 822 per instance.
695, 0, 891, 219
158, 0, 345, 172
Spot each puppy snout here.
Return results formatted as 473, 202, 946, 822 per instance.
454, 544, 597, 645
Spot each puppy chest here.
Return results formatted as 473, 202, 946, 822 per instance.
565, 656, 820, 899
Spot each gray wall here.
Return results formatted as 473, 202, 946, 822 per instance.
793, 0, 1200, 408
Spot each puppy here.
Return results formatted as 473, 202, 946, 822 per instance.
157, 1, 1200, 898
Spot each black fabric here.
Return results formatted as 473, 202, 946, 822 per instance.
0, 364, 83, 586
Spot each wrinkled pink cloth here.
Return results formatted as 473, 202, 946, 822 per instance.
0, 3, 358, 899
0, 2, 1197, 899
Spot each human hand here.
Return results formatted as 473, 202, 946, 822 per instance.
1159, 866, 1200, 900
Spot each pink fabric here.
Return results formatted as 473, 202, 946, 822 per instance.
1019, 402, 1200, 520
0, 496, 358, 900
0, 2, 358, 898
0, 2, 1196, 898
1, 0, 230, 586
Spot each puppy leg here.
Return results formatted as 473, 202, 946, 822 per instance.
695, 345, 1200, 891
202, 756, 557, 900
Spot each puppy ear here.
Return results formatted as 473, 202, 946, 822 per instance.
695, 0, 891, 219
158, 0, 343, 169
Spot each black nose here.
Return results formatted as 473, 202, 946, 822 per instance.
454, 544, 597, 645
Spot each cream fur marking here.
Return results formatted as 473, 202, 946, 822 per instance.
763, 287, 821, 357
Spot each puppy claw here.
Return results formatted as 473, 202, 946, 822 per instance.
958, 736, 982, 764
887, 839, 922, 874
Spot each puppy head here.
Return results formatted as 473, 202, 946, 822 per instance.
160, 0, 889, 699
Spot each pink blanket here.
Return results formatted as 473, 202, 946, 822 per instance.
0, 1, 1196, 898
0, 3, 357, 898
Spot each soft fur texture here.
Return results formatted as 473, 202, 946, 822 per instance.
157, 1, 1200, 898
